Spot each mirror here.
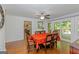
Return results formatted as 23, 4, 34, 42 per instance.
0, 5, 4, 29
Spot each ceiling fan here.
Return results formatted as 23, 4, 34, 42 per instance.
35, 12, 51, 20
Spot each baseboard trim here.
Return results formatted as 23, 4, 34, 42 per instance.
6, 40, 24, 44
0, 51, 7, 54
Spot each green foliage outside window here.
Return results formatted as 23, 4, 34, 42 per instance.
61, 21, 71, 30
54, 22, 61, 30
48, 23, 51, 33
54, 21, 71, 40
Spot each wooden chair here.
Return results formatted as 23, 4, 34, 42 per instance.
26, 35, 35, 53
51, 32, 61, 48
51, 34, 57, 48
46, 35, 52, 48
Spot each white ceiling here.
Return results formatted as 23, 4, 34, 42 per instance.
3, 4, 79, 18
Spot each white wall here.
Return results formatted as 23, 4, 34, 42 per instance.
0, 24, 6, 51
5, 15, 48, 42
74, 16, 79, 42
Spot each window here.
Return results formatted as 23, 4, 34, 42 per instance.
61, 21, 71, 40
54, 20, 71, 40
54, 22, 61, 30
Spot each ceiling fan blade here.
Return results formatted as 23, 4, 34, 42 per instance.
45, 15, 50, 19
45, 14, 50, 16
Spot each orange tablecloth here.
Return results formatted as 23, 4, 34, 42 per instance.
32, 33, 60, 49
32, 33, 47, 49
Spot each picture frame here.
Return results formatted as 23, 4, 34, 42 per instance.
38, 21, 44, 29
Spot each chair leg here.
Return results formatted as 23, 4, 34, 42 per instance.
44, 44, 47, 53
56, 42, 57, 48
36, 49, 39, 52
42, 43, 47, 53
50, 44, 53, 48
40, 44, 47, 53
50, 41, 54, 48
27, 46, 30, 53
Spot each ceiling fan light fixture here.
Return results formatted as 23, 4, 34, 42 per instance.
40, 16, 45, 20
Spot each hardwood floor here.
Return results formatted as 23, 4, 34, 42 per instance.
6, 40, 70, 54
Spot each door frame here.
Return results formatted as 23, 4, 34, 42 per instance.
24, 21, 32, 43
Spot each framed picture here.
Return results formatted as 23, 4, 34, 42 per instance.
38, 21, 44, 29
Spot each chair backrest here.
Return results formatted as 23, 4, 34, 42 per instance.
46, 35, 52, 42
41, 31, 46, 34
35, 31, 41, 34
52, 33, 60, 41
25, 29, 30, 35
53, 34, 58, 39
35, 31, 46, 34
26, 35, 34, 45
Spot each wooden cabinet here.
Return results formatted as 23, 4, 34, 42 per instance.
70, 47, 79, 54
70, 40, 79, 54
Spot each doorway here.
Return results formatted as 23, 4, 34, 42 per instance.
24, 21, 32, 41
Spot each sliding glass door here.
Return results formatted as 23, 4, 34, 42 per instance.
54, 20, 71, 42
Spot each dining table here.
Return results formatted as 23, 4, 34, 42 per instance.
31, 33, 60, 49
32, 33, 47, 49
